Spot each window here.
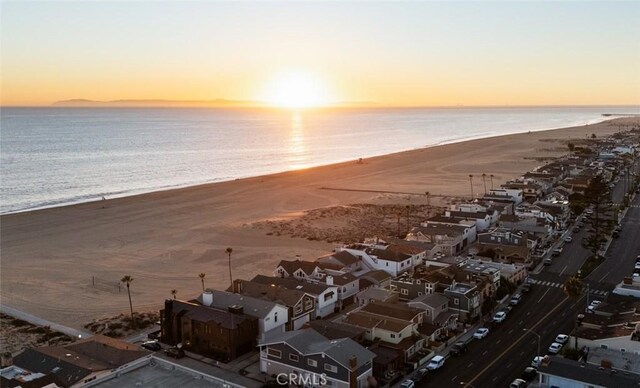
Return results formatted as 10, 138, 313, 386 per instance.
324, 364, 338, 373
390, 333, 396, 338
401, 289, 408, 295
418, 292, 423, 296
454, 298, 459, 305
274, 312, 278, 323
416, 280, 421, 285
307, 359, 318, 367
289, 354, 299, 362
267, 348, 282, 359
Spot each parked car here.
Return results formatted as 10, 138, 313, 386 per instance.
510, 294, 523, 306
147, 330, 161, 340
450, 341, 468, 356
555, 334, 569, 344
573, 226, 581, 233
521, 366, 538, 381
634, 262, 640, 270
564, 236, 573, 243
164, 347, 185, 359
548, 342, 563, 354
473, 328, 489, 339
586, 300, 601, 313
493, 311, 507, 323
141, 340, 161, 351
412, 368, 428, 383
531, 356, 545, 368
522, 283, 531, 293
426, 355, 445, 370
552, 248, 563, 257
510, 379, 527, 388
400, 380, 415, 388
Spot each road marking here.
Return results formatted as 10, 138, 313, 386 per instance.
519, 320, 524, 325
482, 350, 488, 356
496, 339, 501, 344
463, 295, 570, 387
468, 362, 473, 367
506, 363, 512, 369
538, 288, 551, 303
560, 265, 568, 276
508, 329, 513, 335
526, 311, 531, 316
451, 375, 458, 382
520, 351, 525, 356
599, 271, 611, 282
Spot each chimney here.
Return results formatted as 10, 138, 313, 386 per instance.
348, 355, 358, 388
326, 275, 334, 286
202, 291, 213, 306
233, 279, 243, 294
228, 305, 244, 315
348, 355, 357, 369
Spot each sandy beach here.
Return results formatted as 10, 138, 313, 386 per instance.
1, 117, 638, 329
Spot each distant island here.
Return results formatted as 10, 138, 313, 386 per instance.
52, 99, 376, 108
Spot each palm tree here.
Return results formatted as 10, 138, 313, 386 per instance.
226, 247, 233, 287
564, 276, 583, 349
120, 275, 134, 323
482, 173, 487, 195
490, 174, 495, 189
171, 289, 177, 299
198, 272, 206, 291
469, 174, 474, 198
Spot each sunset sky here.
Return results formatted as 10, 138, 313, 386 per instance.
1, 1, 639, 107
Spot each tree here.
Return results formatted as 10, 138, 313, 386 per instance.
171, 289, 177, 299
226, 247, 233, 287
469, 174, 474, 198
564, 276, 583, 349
199, 272, 206, 291
120, 275, 134, 323
568, 192, 586, 217
482, 173, 487, 195
584, 175, 612, 258
591, 133, 597, 139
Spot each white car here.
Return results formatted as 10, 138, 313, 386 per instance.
473, 328, 489, 339
634, 262, 640, 270
531, 356, 545, 368
493, 311, 507, 323
586, 300, 601, 313
555, 334, 569, 344
564, 236, 573, 243
426, 355, 445, 370
548, 342, 563, 354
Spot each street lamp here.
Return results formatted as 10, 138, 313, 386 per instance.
523, 328, 541, 357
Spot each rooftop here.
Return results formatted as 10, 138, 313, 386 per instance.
199, 289, 281, 319
538, 354, 640, 386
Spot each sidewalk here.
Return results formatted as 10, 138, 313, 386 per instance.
1, 304, 91, 339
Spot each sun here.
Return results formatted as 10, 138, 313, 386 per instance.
262, 71, 331, 108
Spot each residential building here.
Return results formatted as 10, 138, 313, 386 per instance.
535, 356, 640, 388
406, 223, 469, 256
488, 188, 523, 205
231, 279, 315, 330
161, 299, 258, 361
259, 329, 376, 388
274, 259, 322, 280
338, 243, 416, 277
443, 282, 481, 322
8, 335, 148, 388
250, 275, 339, 318
408, 293, 458, 341
198, 289, 289, 338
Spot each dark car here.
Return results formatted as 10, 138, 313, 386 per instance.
521, 366, 538, 381
141, 340, 161, 351
412, 368, 429, 383
147, 330, 161, 340
164, 347, 185, 358
450, 341, 468, 356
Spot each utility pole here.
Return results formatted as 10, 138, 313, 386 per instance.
469, 174, 474, 199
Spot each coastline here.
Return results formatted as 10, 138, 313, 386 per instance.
1, 117, 639, 329
0, 113, 626, 215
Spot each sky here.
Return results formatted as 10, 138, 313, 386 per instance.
1, 1, 639, 107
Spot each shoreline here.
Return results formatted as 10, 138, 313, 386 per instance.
1, 116, 639, 329
0, 115, 623, 216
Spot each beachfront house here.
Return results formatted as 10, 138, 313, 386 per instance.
405, 222, 470, 256
249, 275, 339, 318
337, 242, 416, 277
231, 279, 315, 330
258, 328, 376, 388
198, 289, 289, 339
161, 299, 259, 362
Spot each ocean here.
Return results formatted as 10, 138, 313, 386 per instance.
1, 106, 638, 214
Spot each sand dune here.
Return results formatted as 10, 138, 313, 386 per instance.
1, 117, 637, 328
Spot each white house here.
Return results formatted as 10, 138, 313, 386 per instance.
199, 289, 289, 339
338, 243, 417, 277
489, 188, 523, 205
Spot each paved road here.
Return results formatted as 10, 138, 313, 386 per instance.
423, 179, 640, 387
1, 304, 91, 339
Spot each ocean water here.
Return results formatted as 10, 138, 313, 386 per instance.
1, 106, 638, 214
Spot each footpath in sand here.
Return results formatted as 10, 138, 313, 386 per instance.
1, 117, 637, 329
